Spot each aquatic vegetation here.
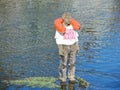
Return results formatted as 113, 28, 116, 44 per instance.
5, 77, 59, 88
3, 76, 90, 89
75, 77, 90, 88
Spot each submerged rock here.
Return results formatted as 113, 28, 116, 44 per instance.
4, 77, 59, 88
75, 77, 90, 88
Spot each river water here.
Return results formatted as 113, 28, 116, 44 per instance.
0, 0, 120, 90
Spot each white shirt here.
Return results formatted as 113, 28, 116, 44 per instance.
55, 25, 79, 45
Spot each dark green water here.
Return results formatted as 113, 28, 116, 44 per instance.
0, 0, 120, 90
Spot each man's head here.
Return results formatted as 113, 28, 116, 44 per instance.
62, 12, 72, 26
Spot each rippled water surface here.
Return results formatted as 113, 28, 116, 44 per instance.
0, 0, 120, 90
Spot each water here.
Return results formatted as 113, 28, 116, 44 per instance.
0, 0, 120, 90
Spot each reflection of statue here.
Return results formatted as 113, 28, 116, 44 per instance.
68, 81, 75, 90
60, 82, 66, 90
60, 81, 76, 90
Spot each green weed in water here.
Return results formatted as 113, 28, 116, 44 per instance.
3, 77, 90, 89
75, 77, 90, 88
5, 77, 59, 88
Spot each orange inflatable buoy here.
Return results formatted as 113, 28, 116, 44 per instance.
54, 18, 81, 34
71, 18, 81, 30
54, 18, 66, 34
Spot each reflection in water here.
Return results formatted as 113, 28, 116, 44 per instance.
0, 83, 8, 90
60, 81, 76, 90
68, 81, 75, 90
0, 0, 120, 90
60, 82, 67, 90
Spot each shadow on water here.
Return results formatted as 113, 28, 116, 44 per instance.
0, 0, 120, 90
